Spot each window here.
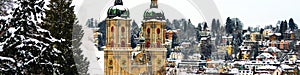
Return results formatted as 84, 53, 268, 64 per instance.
110, 41, 114, 47
121, 41, 125, 47
147, 28, 151, 34
121, 27, 125, 36
157, 28, 160, 34
146, 41, 150, 48
111, 26, 114, 32
121, 27, 125, 32
157, 41, 161, 48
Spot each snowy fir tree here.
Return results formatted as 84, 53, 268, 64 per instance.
97, 20, 106, 49
0, 0, 65, 74
0, 0, 89, 74
0, 0, 14, 36
42, 0, 89, 74
72, 24, 89, 75
131, 20, 139, 48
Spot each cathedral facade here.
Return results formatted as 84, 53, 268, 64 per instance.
104, 0, 167, 75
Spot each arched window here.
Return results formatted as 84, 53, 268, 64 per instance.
147, 28, 151, 34
146, 41, 150, 48
157, 40, 161, 48
121, 27, 125, 36
110, 41, 114, 47
147, 28, 151, 37
111, 26, 114, 32
121, 41, 125, 47
121, 27, 125, 32
157, 28, 160, 34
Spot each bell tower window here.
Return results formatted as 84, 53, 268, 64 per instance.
147, 28, 151, 34
111, 26, 114, 32
121, 41, 125, 47
121, 27, 125, 36
147, 28, 151, 37
157, 28, 160, 34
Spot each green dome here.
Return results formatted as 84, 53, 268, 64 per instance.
143, 8, 165, 20
107, 0, 130, 19
143, 0, 165, 21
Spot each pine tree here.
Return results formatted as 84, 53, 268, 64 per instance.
0, 0, 64, 74
203, 22, 208, 31
289, 18, 298, 31
280, 21, 284, 33
211, 19, 216, 34
197, 23, 202, 31
173, 19, 180, 29
216, 19, 220, 32
131, 20, 139, 48
283, 20, 288, 32
98, 20, 106, 49
225, 17, 233, 34
42, 0, 88, 74
72, 24, 89, 75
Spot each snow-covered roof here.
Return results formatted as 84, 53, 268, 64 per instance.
296, 41, 300, 45
263, 47, 281, 52
181, 42, 191, 45
101, 46, 106, 48
111, 16, 131, 20
243, 32, 251, 37
192, 54, 201, 57
228, 68, 239, 74
240, 46, 251, 51
167, 30, 178, 33
211, 37, 216, 40
222, 36, 233, 38
296, 60, 300, 63
200, 37, 208, 41
257, 65, 277, 70
280, 64, 294, 69
267, 33, 281, 36
257, 53, 274, 58
143, 19, 166, 22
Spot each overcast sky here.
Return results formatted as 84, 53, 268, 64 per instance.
73, 0, 300, 29
214, 0, 300, 28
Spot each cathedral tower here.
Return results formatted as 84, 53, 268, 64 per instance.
104, 0, 132, 74
141, 0, 167, 74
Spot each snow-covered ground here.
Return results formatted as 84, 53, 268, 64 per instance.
80, 26, 104, 75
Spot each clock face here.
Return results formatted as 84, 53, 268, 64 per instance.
157, 58, 161, 65
122, 59, 126, 66
109, 59, 113, 65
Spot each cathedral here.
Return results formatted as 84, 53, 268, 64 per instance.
104, 0, 167, 75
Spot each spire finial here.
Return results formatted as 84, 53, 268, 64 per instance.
114, 0, 123, 5
150, 0, 158, 8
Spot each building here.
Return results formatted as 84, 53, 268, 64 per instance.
104, 0, 133, 74
104, 0, 167, 75
140, 0, 167, 74
250, 32, 262, 41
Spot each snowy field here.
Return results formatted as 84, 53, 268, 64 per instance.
80, 26, 104, 75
